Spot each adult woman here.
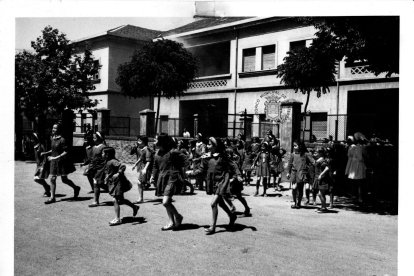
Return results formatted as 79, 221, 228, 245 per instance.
41, 123, 79, 204
345, 132, 368, 202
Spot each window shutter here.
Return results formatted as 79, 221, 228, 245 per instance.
262, 45, 275, 70
243, 48, 256, 72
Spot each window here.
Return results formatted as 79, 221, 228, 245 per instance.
262, 45, 276, 70
290, 40, 306, 52
92, 60, 100, 80
188, 42, 230, 77
243, 48, 256, 72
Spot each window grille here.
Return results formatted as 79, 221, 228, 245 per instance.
189, 80, 227, 89
351, 66, 372, 75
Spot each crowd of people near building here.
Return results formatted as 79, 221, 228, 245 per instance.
30, 123, 396, 232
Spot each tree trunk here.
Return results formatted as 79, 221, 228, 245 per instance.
302, 91, 311, 141
15, 111, 23, 160
154, 91, 161, 136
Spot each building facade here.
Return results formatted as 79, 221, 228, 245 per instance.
154, 17, 399, 143
70, 25, 160, 140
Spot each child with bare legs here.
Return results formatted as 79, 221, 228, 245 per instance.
187, 137, 238, 235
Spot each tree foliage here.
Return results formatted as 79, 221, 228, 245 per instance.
116, 39, 199, 99
305, 16, 399, 77
15, 26, 100, 127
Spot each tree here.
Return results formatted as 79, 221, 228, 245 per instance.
15, 26, 100, 143
276, 16, 399, 140
116, 39, 199, 134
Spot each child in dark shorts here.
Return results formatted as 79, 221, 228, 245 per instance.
32, 133, 51, 197
103, 147, 139, 226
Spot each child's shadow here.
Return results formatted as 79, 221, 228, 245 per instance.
172, 223, 203, 231
61, 196, 93, 202
121, 216, 147, 225
212, 223, 257, 234
54, 194, 66, 198
265, 193, 283, 198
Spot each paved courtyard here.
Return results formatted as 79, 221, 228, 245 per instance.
13, 161, 397, 276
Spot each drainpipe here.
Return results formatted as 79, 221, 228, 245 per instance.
335, 61, 340, 141
233, 27, 239, 138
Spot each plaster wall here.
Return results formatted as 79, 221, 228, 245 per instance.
108, 93, 151, 118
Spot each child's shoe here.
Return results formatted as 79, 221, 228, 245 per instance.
109, 218, 122, 226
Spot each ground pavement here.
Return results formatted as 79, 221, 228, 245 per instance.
13, 161, 397, 276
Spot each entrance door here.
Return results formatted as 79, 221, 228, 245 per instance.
180, 99, 228, 138
347, 88, 398, 144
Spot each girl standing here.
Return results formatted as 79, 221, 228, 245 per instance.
270, 145, 286, 192
88, 132, 107, 207
41, 123, 79, 204
150, 134, 189, 231
313, 148, 331, 213
241, 145, 254, 186
252, 142, 273, 197
32, 133, 51, 197
103, 147, 139, 226
286, 141, 314, 209
80, 134, 95, 193
187, 137, 239, 235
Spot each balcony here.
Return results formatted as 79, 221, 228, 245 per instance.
187, 74, 232, 92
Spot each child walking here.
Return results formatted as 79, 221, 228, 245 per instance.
32, 133, 51, 197
151, 134, 189, 231
252, 142, 273, 197
80, 134, 95, 193
88, 132, 107, 207
103, 147, 139, 226
42, 123, 79, 204
187, 137, 239, 235
131, 136, 153, 203
286, 141, 315, 209
312, 148, 331, 213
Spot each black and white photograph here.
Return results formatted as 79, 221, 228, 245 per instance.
2, 1, 413, 275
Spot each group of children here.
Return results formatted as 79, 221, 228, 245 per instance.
287, 140, 335, 213
32, 124, 338, 233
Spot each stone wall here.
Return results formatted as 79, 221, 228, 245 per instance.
105, 136, 154, 164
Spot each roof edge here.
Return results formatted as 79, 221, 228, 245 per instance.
160, 16, 287, 40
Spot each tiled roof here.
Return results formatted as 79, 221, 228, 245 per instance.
161, 17, 254, 37
108, 25, 162, 41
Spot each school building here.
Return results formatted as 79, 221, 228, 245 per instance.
153, 16, 399, 145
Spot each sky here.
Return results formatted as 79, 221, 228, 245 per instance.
15, 17, 196, 51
